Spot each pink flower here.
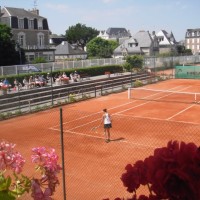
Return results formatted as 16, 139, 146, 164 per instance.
0, 140, 25, 173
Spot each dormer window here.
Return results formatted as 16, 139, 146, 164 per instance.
38, 19, 43, 30
18, 19, 24, 29
128, 43, 133, 48
28, 19, 34, 29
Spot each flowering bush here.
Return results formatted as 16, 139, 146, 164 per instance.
0, 140, 62, 200
108, 140, 200, 200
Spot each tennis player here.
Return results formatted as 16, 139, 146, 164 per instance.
101, 108, 112, 143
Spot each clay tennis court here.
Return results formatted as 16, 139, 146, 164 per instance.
1, 78, 200, 200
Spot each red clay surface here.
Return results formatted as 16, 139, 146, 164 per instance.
1, 78, 200, 200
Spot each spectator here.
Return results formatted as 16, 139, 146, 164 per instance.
14, 78, 22, 91
74, 71, 80, 82
47, 73, 54, 85
23, 77, 29, 89
29, 76, 35, 88
3, 78, 10, 86
0, 80, 3, 87
70, 72, 74, 82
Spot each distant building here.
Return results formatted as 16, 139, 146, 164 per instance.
156, 30, 177, 54
113, 30, 159, 58
54, 41, 87, 61
98, 27, 131, 42
49, 34, 67, 46
185, 28, 200, 54
0, 6, 55, 63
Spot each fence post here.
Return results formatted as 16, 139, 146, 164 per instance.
60, 108, 67, 200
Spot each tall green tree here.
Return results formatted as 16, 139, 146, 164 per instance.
0, 24, 20, 66
86, 37, 119, 58
65, 23, 99, 50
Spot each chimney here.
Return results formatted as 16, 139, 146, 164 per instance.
30, 9, 39, 15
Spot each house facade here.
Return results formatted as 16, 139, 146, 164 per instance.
98, 27, 131, 42
185, 28, 200, 55
0, 6, 55, 63
113, 30, 159, 58
156, 30, 177, 54
54, 41, 87, 61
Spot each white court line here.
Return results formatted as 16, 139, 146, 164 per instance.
113, 86, 193, 115
50, 127, 157, 149
50, 85, 185, 129
50, 86, 192, 140
56, 85, 190, 132
115, 113, 200, 125
166, 103, 198, 120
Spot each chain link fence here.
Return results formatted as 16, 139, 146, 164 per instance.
1, 55, 200, 76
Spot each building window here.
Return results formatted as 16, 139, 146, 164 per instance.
37, 33, 44, 47
192, 45, 194, 50
18, 33, 26, 47
128, 43, 133, 47
197, 38, 200, 43
38, 19, 43, 30
28, 20, 34, 29
192, 39, 195, 43
18, 19, 24, 29
197, 45, 200, 50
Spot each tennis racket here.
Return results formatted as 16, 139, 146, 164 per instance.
91, 126, 100, 133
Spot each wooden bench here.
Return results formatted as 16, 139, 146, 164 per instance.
104, 71, 111, 78
113, 70, 123, 76
80, 73, 90, 80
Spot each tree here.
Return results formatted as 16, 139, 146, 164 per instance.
123, 55, 144, 72
65, 23, 99, 50
86, 37, 119, 58
0, 24, 25, 66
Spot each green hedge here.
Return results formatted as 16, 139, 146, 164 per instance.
0, 65, 124, 87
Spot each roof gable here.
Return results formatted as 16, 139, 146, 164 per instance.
3, 7, 45, 20
55, 41, 87, 55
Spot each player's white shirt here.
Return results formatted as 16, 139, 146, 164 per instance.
104, 113, 111, 124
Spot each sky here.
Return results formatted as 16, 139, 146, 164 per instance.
1, 0, 200, 41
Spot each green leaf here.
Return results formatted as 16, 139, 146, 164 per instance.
0, 191, 16, 200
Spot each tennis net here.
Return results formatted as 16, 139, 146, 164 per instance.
128, 87, 200, 104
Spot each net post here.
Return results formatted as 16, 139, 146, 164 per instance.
128, 87, 131, 99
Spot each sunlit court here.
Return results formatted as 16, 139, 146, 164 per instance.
1, 78, 200, 199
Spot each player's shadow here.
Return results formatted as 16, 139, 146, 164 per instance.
110, 137, 125, 142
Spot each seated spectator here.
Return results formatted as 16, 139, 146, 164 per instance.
3, 78, 11, 86
14, 78, 22, 91
2, 78, 11, 91
23, 77, 29, 89
0, 80, 3, 87
47, 73, 54, 84
55, 75, 62, 86
62, 72, 68, 78
35, 76, 45, 87
29, 76, 35, 88
74, 71, 80, 81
